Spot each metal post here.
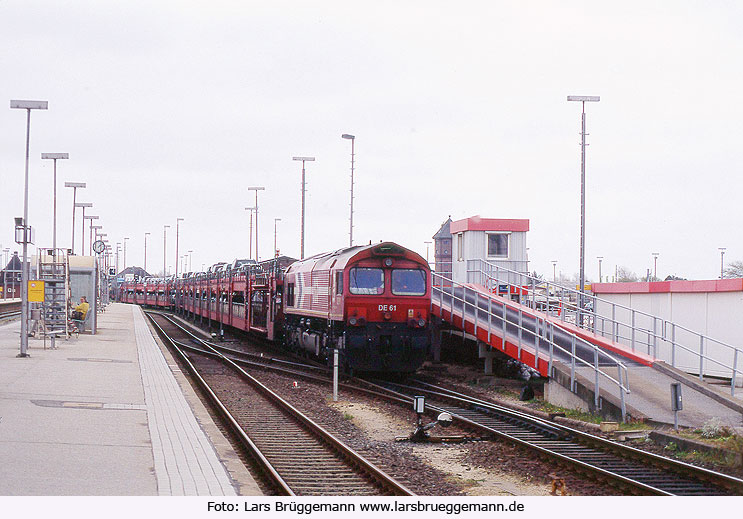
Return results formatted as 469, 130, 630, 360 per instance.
732, 349, 739, 396
594, 348, 600, 408
631, 310, 636, 351
176, 218, 183, 278
699, 336, 704, 381
548, 323, 554, 376
20, 107, 32, 357
671, 323, 676, 367
163, 225, 169, 277
570, 333, 576, 392
333, 348, 339, 402
619, 367, 626, 422
342, 134, 355, 247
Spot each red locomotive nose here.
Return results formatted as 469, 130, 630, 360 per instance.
383, 311, 392, 320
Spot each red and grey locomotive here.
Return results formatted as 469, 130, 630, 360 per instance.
284, 242, 430, 373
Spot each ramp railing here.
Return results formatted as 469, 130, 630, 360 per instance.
468, 259, 743, 395
432, 270, 631, 421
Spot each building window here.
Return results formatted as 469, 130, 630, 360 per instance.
457, 233, 463, 261
487, 233, 509, 258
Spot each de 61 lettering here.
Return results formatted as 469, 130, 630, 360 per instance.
378, 304, 396, 311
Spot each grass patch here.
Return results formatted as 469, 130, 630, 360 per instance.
342, 412, 354, 421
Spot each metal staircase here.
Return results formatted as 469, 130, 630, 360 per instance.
37, 249, 70, 346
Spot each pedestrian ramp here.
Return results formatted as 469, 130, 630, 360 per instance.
431, 272, 743, 426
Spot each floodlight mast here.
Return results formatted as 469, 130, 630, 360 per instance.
10, 99, 48, 358
247, 187, 265, 261
292, 157, 315, 259
567, 94, 600, 326
342, 134, 356, 247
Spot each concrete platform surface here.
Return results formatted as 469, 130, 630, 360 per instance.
0, 303, 260, 496
577, 364, 743, 429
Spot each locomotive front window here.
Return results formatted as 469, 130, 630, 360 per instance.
349, 268, 384, 295
391, 269, 426, 296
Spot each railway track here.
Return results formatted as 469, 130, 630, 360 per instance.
365, 378, 743, 496
149, 310, 743, 496
144, 310, 413, 497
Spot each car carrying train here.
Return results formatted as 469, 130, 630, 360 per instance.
119, 241, 431, 374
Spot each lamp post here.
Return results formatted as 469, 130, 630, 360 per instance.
175, 217, 184, 278
597, 256, 603, 283
187, 250, 193, 272
163, 225, 170, 277
342, 134, 355, 247
116, 242, 121, 274
123, 237, 129, 270
41, 153, 69, 258
274, 218, 282, 258
11, 99, 48, 357
75, 202, 92, 255
65, 182, 86, 255
85, 215, 99, 255
247, 187, 265, 261
719, 247, 726, 279
245, 206, 256, 260
567, 95, 600, 323
292, 157, 315, 259
2, 247, 9, 300
424, 241, 432, 263
552, 260, 558, 283
652, 252, 659, 281
144, 232, 150, 273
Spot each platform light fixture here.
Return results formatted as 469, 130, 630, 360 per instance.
567, 95, 600, 325
144, 232, 151, 273
11, 99, 48, 357
175, 217, 184, 278
123, 236, 129, 270
65, 182, 86, 254
342, 134, 356, 247
651, 252, 660, 281
292, 157, 315, 259
274, 218, 282, 258
41, 153, 69, 258
163, 225, 170, 277
719, 247, 726, 279
597, 256, 603, 283
247, 187, 265, 261
244, 206, 256, 260
84, 215, 99, 255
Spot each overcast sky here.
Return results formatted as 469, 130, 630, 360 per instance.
1, 1, 741, 281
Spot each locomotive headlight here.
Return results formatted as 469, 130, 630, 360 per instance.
349, 316, 358, 326
418, 318, 426, 327
383, 311, 392, 320
384, 258, 393, 267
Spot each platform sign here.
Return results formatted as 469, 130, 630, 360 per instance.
28, 280, 45, 302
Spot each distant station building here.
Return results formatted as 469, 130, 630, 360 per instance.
448, 215, 530, 284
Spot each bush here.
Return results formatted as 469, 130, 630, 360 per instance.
700, 417, 732, 439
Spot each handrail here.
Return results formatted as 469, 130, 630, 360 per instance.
467, 258, 742, 396
431, 270, 630, 421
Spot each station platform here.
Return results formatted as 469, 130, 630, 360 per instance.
0, 303, 261, 496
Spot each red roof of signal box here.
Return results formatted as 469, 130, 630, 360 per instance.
450, 216, 530, 234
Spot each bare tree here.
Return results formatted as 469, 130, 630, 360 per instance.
723, 260, 743, 279
616, 266, 639, 282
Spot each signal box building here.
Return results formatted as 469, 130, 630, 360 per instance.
450, 216, 530, 284
432, 217, 453, 279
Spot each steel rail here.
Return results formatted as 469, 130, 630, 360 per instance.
145, 311, 294, 495
369, 378, 743, 496
146, 310, 414, 496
